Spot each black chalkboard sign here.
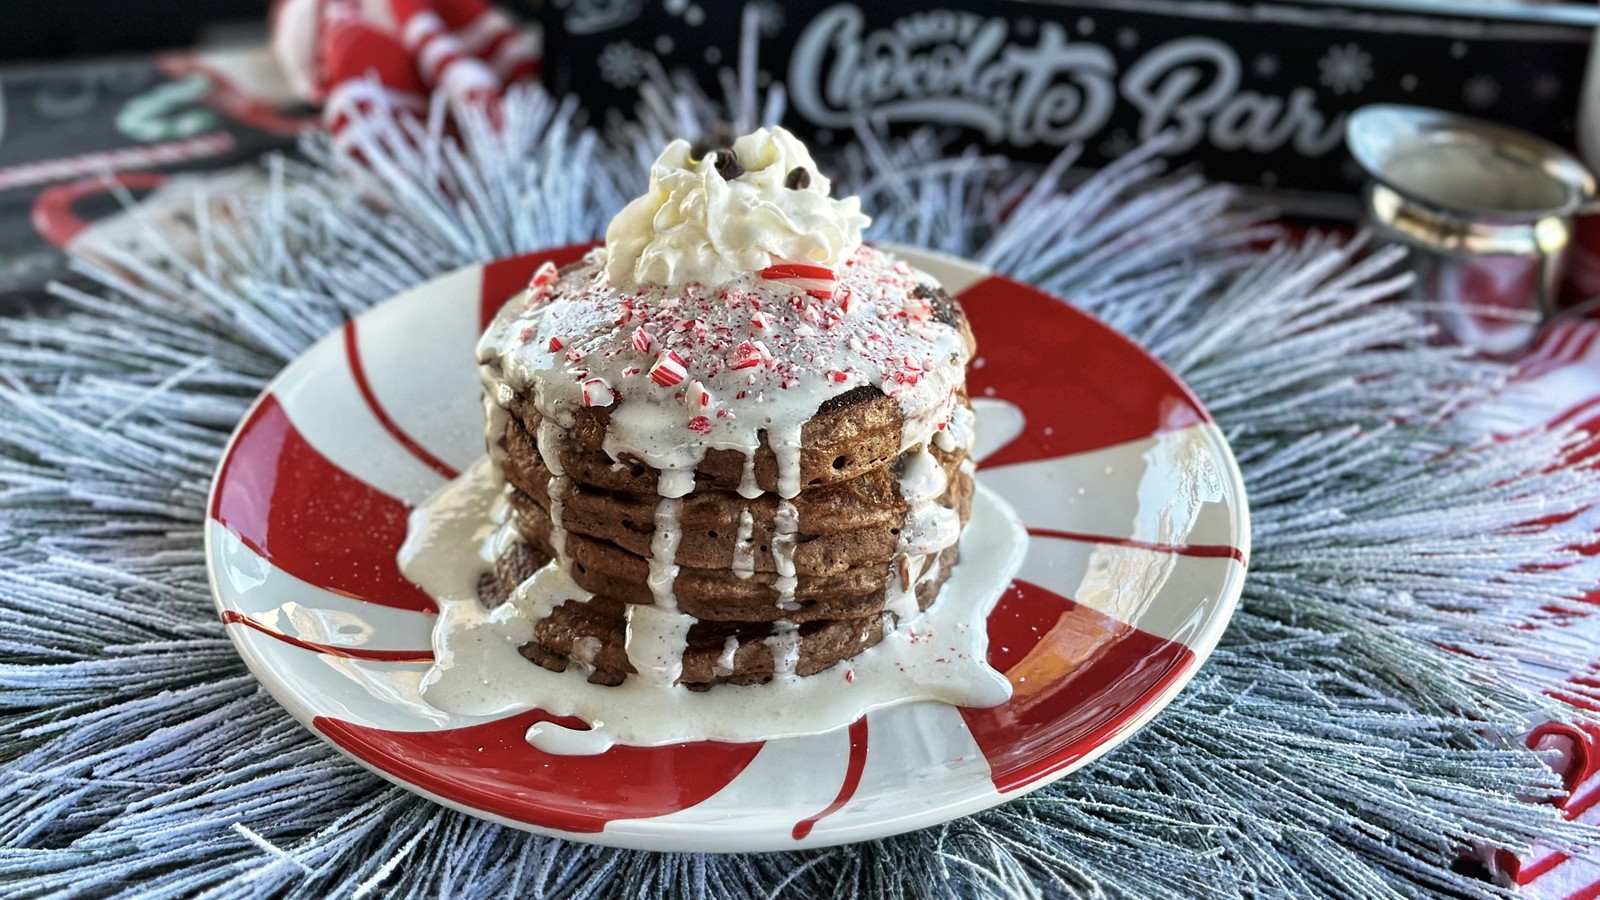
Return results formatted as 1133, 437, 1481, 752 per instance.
531, 0, 1597, 215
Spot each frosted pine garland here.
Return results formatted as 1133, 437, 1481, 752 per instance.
4, 85, 1600, 899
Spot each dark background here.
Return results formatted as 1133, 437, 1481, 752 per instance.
0, 1, 271, 61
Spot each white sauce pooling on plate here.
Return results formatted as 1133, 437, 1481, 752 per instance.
401, 457, 1025, 754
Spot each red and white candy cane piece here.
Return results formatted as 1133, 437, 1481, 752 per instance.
547, 336, 564, 352
527, 259, 558, 292
728, 340, 772, 369
761, 262, 837, 300
750, 310, 773, 331
686, 415, 713, 435
827, 370, 850, 384
903, 293, 933, 322
650, 350, 688, 387
632, 327, 655, 353
581, 377, 615, 407
687, 379, 714, 408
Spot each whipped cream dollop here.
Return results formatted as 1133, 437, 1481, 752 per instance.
604, 126, 871, 290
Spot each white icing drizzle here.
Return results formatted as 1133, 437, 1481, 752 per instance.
901, 505, 961, 557
655, 466, 696, 500
898, 447, 948, 507
764, 621, 802, 677
569, 635, 602, 669
646, 497, 683, 608
526, 720, 618, 756
732, 508, 756, 579
714, 635, 739, 676
624, 603, 693, 689
482, 390, 511, 472
771, 499, 801, 611
769, 422, 805, 500
485, 492, 521, 570
545, 474, 570, 562
401, 458, 1025, 752
535, 420, 567, 477
738, 450, 760, 499
881, 446, 967, 624
631, 497, 690, 686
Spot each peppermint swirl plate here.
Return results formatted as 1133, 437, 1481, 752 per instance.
205, 244, 1249, 852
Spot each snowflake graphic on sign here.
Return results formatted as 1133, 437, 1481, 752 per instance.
598, 42, 646, 88
1318, 44, 1373, 95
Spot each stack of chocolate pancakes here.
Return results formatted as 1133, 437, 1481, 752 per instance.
471, 126, 981, 692
477, 278, 978, 691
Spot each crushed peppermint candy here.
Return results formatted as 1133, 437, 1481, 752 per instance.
524, 261, 559, 306
547, 336, 564, 352
688, 379, 715, 408
632, 327, 655, 353
581, 377, 615, 407
761, 262, 837, 300
488, 245, 969, 472
729, 340, 772, 369
650, 350, 689, 387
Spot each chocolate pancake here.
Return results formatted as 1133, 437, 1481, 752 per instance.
486, 546, 958, 689
509, 469, 974, 623
497, 296, 972, 498
508, 387, 907, 496
502, 417, 969, 574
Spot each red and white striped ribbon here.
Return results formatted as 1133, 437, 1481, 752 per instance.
318, 13, 427, 146
391, 0, 502, 110
429, 0, 538, 82
272, 0, 538, 132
